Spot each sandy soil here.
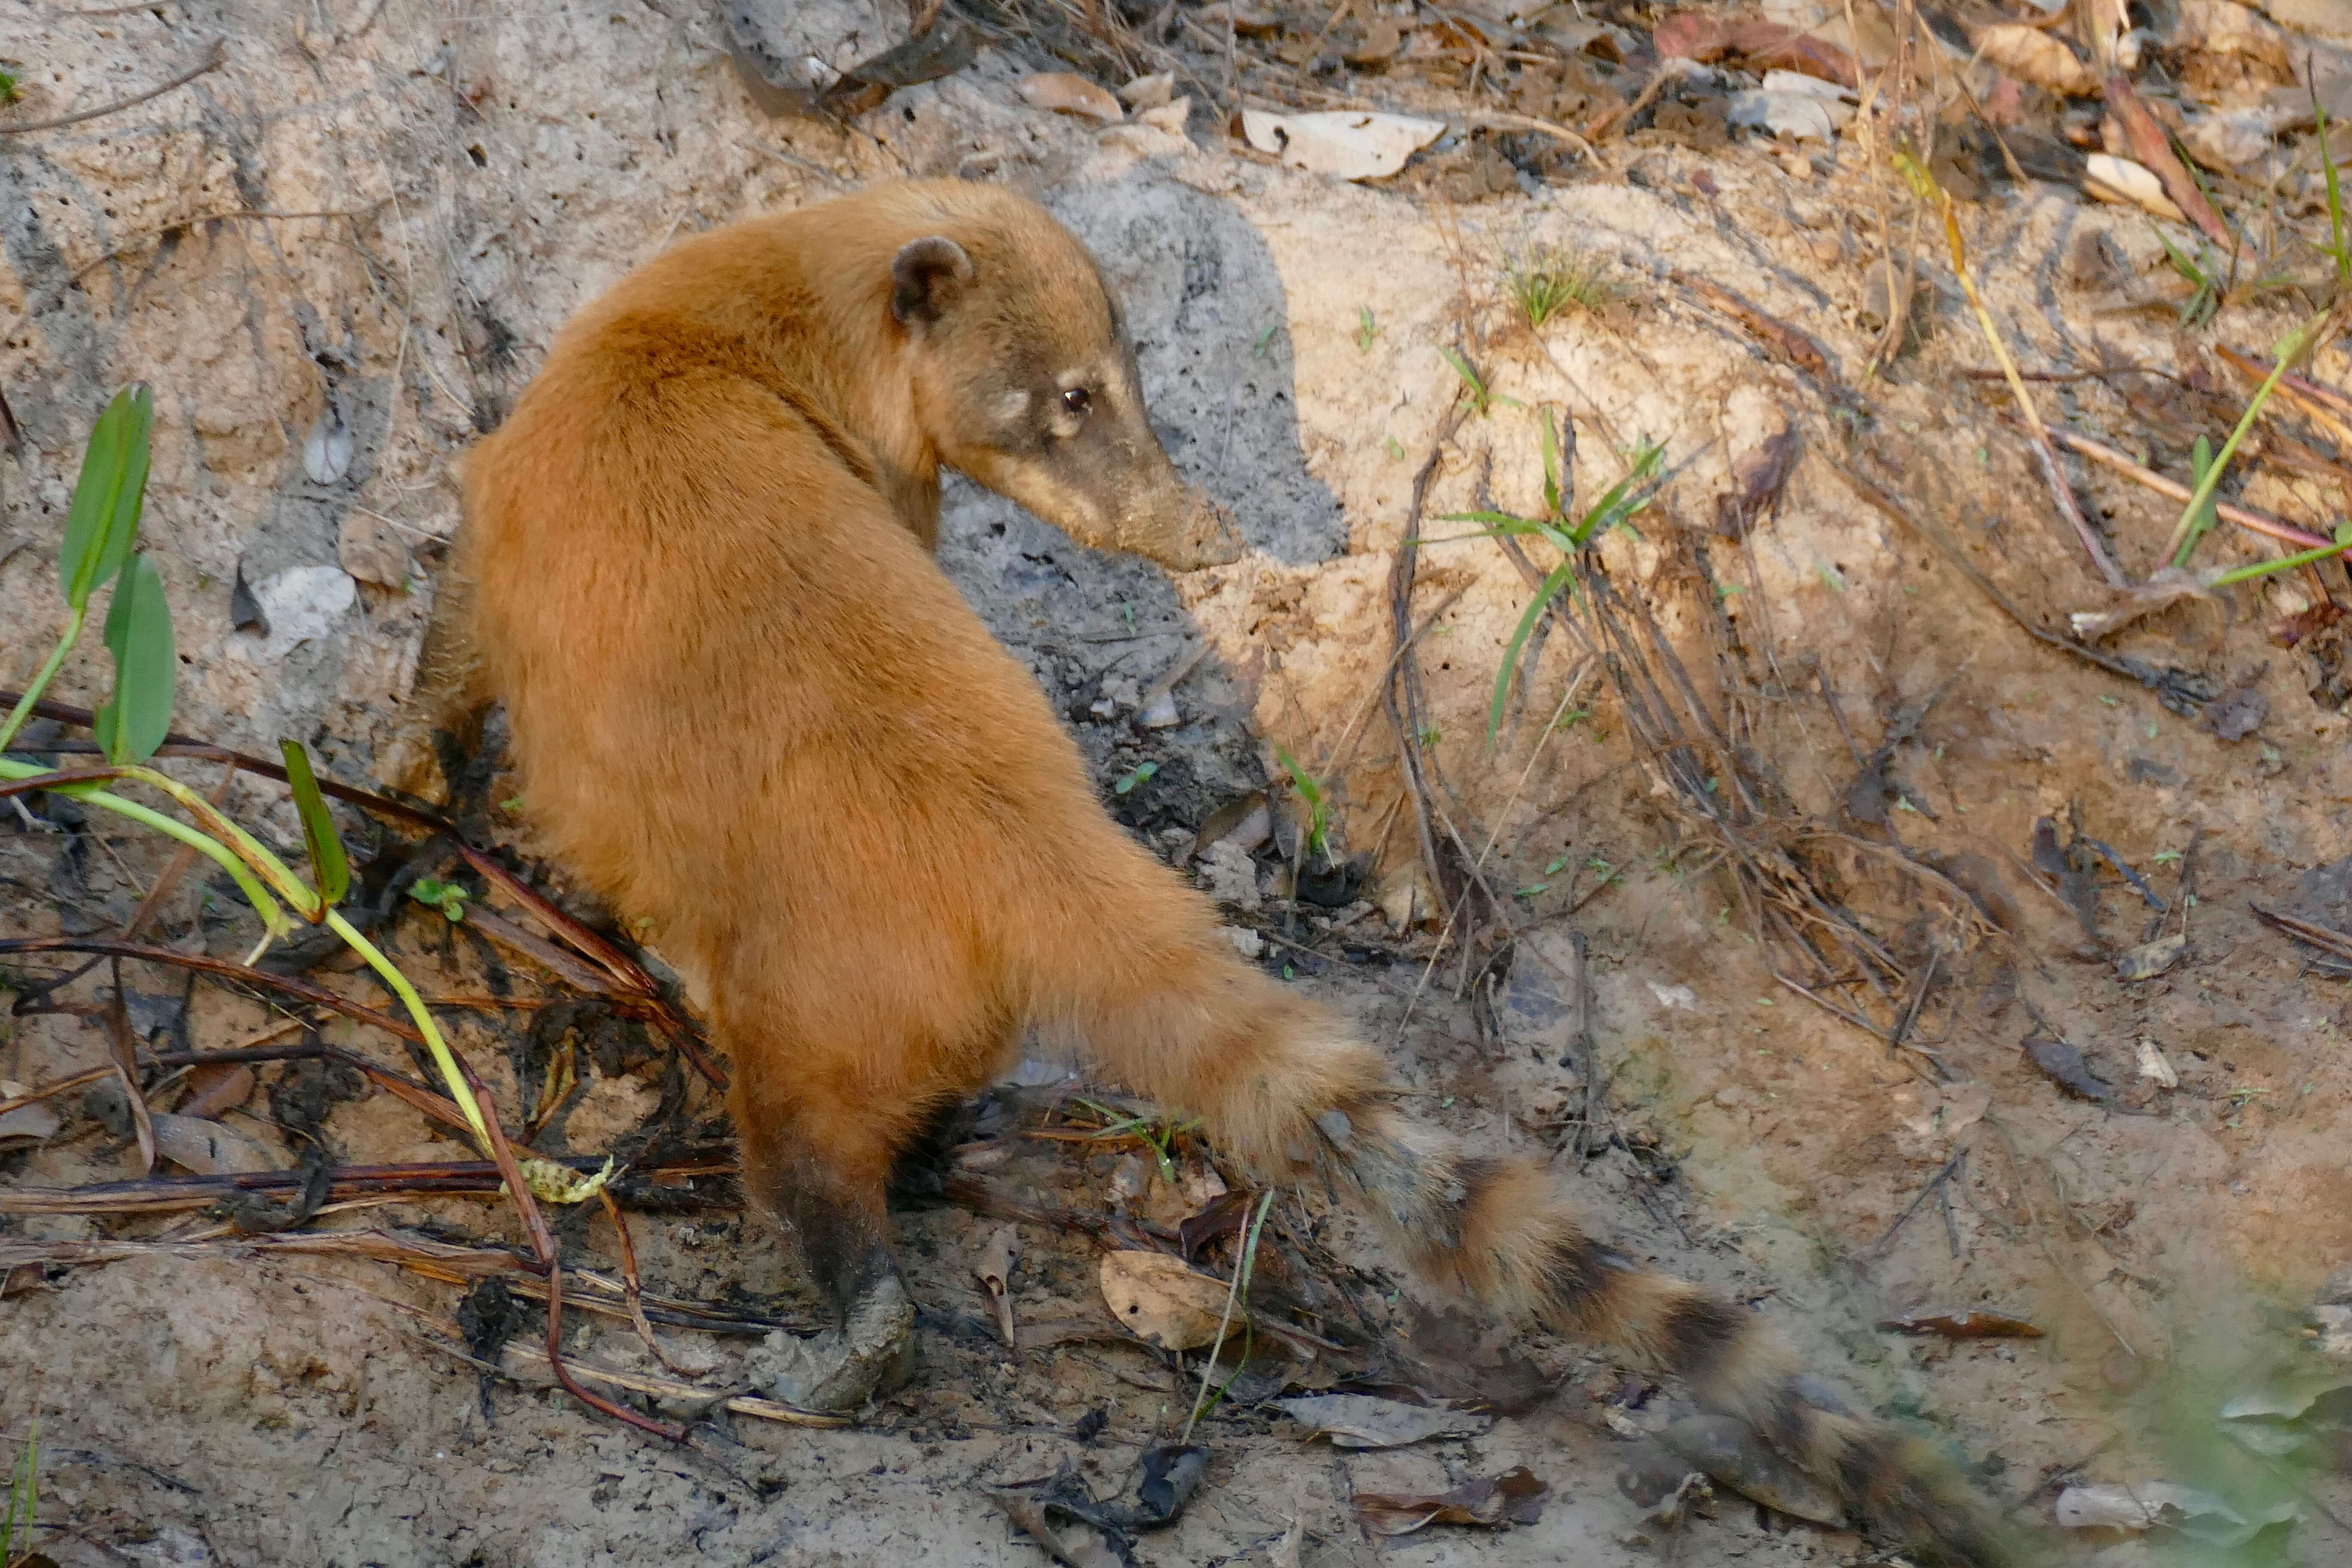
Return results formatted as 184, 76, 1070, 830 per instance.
5, 0, 2352, 1564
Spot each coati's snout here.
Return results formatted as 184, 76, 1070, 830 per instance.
892, 230, 1244, 573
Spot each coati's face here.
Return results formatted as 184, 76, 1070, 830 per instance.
890, 231, 1243, 573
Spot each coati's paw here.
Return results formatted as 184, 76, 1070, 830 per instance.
754, 1274, 917, 1412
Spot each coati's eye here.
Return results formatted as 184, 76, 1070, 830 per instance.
1060, 386, 1091, 417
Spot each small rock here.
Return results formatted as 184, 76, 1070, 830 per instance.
1221, 924, 1264, 959
2321, 1264, 2352, 1307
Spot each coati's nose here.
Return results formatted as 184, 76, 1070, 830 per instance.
1142, 492, 1241, 571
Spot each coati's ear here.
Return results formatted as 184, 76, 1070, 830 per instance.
891, 236, 974, 327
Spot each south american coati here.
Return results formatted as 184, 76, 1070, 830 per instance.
447, 179, 2016, 1565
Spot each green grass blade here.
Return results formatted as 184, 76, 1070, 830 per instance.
2314, 88, 2346, 284
2208, 526, 2352, 587
1540, 410, 1562, 518
280, 738, 351, 911
2162, 311, 2323, 563
2172, 436, 2220, 568
1488, 560, 1574, 747
58, 384, 153, 611
92, 553, 176, 764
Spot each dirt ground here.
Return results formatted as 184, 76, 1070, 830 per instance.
6, 0, 2352, 1564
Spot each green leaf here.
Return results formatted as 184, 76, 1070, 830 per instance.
90, 553, 175, 764
1489, 560, 1574, 746
279, 738, 350, 912
58, 385, 154, 611
1539, 409, 1562, 520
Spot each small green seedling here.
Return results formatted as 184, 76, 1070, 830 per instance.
1384, 436, 1405, 460
1270, 744, 1331, 860
1439, 346, 1519, 417
2, 1418, 35, 1568
1355, 306, 1378, 353
1113, 760, 1159, 795
1433, 419, 1665, 745
1253, 324, 1280, 358
2165, 308, 2331, 567
409, 877, 472, 922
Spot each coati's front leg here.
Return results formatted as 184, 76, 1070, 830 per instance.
734, 1076, 919, 1412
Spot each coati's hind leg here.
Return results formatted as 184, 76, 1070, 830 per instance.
1067, 940, 2020, 1568
380, 564, 491, 805
730, 1063, 922, 1412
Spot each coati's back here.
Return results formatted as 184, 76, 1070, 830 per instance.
455, 185, 1196, 1023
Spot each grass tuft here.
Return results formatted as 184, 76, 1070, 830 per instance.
1504, 245, 1616, 329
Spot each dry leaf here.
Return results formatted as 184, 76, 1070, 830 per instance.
2082, 153, 2187, 221
148, 1111, 275, 1175
2067, 567, 2217, 640
1877, 1309, 2046, 1339
1267, 1517, 1303, 1567
2023, 1035, 2123, 1105
1353, 1466, 1547, 1536
178, 1062, 256, 1120
1658, 1414, 1845, 1525
2137, 1038, 2181, 1088
977, 1223, 1020, 1346
1117, 70, 1173, 109
1099, 1250, 1233, 1349
991, 1490, 1125, 1568
2115, 932, 2187, 980
1018, 72, 1124, 124
1239, 110, 1444, 181
1276, 1393, 1492, 1449
1972, 24, 2100, 97
1138, 99, 1191, 135
0, 1081, 62, 1146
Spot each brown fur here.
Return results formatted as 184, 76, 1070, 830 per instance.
452, 180, 2018, 1565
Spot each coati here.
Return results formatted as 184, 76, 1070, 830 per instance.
447, 180, 2015, 1565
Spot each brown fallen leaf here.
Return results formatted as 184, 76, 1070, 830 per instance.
1652, 16, 1856, 88
1877, 1309, 2046, 1340
1099, 1250, 1231, 1349
1354, 1466, 1547, 1536
2115, 933, 2187, 983
1018, 72, 1124, 125
990, 1489, 1124, 1568
177, 1061, 256, 1120
2023, 1034, 2123, 1105
149, 1111, 275, 1175
2105, 76, 2239, 252
977, 1223, 1020, 1347
1276, 1393, 1491, 1449
1715, 429, 1800, 540
1972, 24, 2100, 98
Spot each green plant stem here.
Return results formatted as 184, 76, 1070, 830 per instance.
2163, 312, 2323, 565
0, 758, 284, 940
2208, 535, 2352, 587
1181, 1188, 1275, 1442
118, 763, 318, 919
325, 908, 492, 1141
0, 606, 86, 755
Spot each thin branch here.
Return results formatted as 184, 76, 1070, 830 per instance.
0, 38, 227, 135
